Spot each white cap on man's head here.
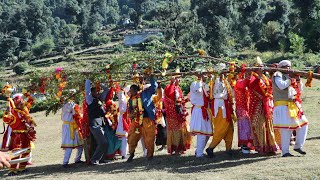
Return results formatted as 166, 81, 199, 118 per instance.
278, 60, 291, 68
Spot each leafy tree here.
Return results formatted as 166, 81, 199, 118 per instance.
292, 0, 320, 51
32, 38, 55, 57
25, 1, 53, 40
58, 23, 78, 47
193, 0, 239, 56
81, 13, 103, 46
288, 32, 305, 55
236, 0, 267, 47
1, 0, 320, 64
0, 35, 20, 64
105, 0, 120, 24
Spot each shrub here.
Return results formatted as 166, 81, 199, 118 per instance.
0, 110, 3, 119
87, 34, 111, 46
179, 77, 195, 95
289, 32, 305, 56
113, 44, 124, 53
0, 80, 5, 89
32, 38, 55, 57
144, 35, 163, 43
19, 51, 33, 61
13, 62, 31, 75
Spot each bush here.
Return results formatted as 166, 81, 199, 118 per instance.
144, 35, 163, 43
13, 62, 31, 75
64, 54, 76, 62
113, 44, 124, 53
256, 39, 270, 52
179, 77, 195, 95
32, 38, 55, 57
0, 110, 3, 119
0, 80, 5, 89
87, 34, 111, 46
299, 53, 320, 67
19, 51, 33, 61
289, 32, 305, 56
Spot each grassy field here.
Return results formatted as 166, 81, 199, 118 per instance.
0, 79, 320, 179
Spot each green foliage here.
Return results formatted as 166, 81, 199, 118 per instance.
86, 33, 111, 46
30, 100, 48, 113
32, 39, 55, 57
179, 77, 194, 95
58, 24, 78, 47
288, 32, 305, 56
262, 21, 282, 45
13, 62, 31, 75
1, 0, 320, 70
146, 2, 206, 54
0, 80, 5, 89
113, 44, 124, 53
0, 110, 3, 119
279, 38, 287, 55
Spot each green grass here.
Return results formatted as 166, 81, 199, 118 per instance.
0, 79, 319, 179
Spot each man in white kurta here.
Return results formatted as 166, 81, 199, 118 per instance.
272, 60, 308, 157
190, 79, 213, 157
206, 76, 234, 158
61, 101, 83, 167
115, 87, 130, 159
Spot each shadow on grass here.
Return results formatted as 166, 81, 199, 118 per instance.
306, 136, 320, 141
0, 150, 277, 179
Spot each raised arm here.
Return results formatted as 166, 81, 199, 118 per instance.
85, 79, 93, 105
118, 91, 127, 113
143, 77, 158, 98
147, 77, 158, 94
100, 83, 110, 101
23, 93, 34, 112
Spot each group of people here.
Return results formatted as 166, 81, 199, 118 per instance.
61, 59, 309, 167
0, 59, 310, 175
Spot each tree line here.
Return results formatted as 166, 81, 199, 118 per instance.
0, 0, 320, 66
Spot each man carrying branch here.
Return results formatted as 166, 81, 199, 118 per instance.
127, 71, 158, 162
85, 80, 108, 165
272, 60, 309, 157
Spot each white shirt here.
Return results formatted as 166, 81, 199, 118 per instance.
213, 78, 228, 118
190, 81, 204, 106
117, 91, 128, 113
61, 102, 75, 122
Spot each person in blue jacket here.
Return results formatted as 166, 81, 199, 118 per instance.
127, 74, 158, 162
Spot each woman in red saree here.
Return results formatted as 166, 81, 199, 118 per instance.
164, 77, 191, 155
248, 64, 279, 154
